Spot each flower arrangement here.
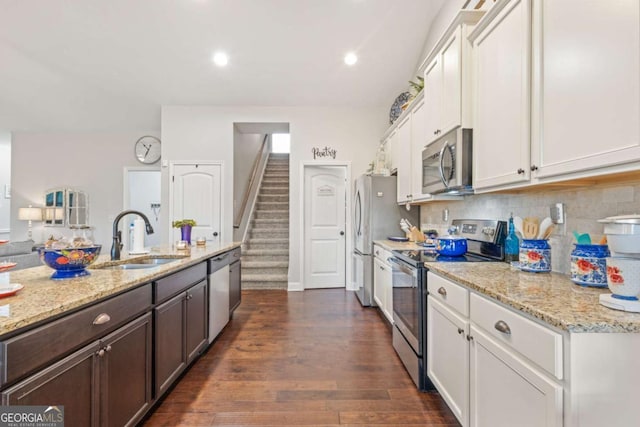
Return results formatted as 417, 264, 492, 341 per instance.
172, 219, 197, 228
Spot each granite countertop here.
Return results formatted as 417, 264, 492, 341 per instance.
426, 262, 640, 334
373, 239, 425, 251
0, 242, 241, 337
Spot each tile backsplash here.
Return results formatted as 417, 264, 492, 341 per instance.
419, 181, 640, 274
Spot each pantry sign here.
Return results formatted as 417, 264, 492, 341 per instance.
311, 146, 337, 160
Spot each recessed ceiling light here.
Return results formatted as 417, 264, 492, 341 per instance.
344, 52, 358, 66
212, 52, 229, 67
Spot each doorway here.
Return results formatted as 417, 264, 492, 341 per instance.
124, 168, 161, 249
302, 163, 350, 289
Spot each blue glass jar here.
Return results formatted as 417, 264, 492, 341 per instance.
519, 239, 551, 272
570, 244, 610, 287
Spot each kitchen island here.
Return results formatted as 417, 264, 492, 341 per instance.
424, 261, 640, 427
0, 243, 241, 426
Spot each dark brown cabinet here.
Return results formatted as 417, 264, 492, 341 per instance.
229, 259, 241, 315
1, 313, 152, 427
154, 279, 208, 397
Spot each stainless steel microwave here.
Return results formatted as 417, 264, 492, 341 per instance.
422, 127, 473, 195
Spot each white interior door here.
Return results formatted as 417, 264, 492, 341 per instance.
171, 163, 222, 246
304, 165, 347, 289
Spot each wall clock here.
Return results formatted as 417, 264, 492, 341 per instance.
135, 136, 161, 164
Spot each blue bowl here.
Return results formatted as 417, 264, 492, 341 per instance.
436, 237, 468, 257
39, 245, 102, 280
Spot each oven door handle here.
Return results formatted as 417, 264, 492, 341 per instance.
388, 257, 418, 279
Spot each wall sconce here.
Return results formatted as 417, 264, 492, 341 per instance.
18, 206, 43, 240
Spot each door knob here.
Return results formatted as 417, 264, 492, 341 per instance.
213, 232, 219, 237
340, 231, 345, 236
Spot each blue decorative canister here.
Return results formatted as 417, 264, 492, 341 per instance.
570, 244, 610, 287
519, 239, 551, 272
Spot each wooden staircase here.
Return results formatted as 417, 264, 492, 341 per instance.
241, 153, 289, 289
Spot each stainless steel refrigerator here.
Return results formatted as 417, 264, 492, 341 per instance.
352, 175, 419, 306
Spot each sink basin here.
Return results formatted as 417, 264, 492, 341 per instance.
92, 257, 184, 270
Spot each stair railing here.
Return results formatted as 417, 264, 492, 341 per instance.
233, 135, 270, 240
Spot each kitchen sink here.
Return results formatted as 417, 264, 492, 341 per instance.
92, 257, 185, 270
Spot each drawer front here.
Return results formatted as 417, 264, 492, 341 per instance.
208, 247, 240, 274
1, 284, 152, 386
155, 262, 207, 303
427, 272, 469, 317
373, 245, 392, 264
470, 292, 563, 380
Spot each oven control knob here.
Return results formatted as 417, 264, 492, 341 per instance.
482, 227, 495, 236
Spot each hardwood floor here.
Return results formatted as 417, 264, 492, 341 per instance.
143, 289, 460, 426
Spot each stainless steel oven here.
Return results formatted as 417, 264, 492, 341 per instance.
422, 127, 473, 195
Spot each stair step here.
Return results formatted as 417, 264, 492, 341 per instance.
250, 230, 289, 239
242, 248, 289, 256
242, 255, 289, 263
243, 260, 288, 268
243, 273, 288, 282
257, 202, 289, 210
252, 218, 289, 224
254, 210, 288, 220
258, 194, 288, 202
244, 239, 288, 250
242, 266, 288, 275
262, 179, 289, 184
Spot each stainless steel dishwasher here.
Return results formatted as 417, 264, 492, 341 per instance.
208, 249, 233, 342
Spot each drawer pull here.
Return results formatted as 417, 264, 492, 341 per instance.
494, 320, 512, 335
213, 254, 229, 262
457, 328, 464, 335
105, 345, 112, 353
97, 348, 106, 357
437, 287, 447, 297
92, 313, 111, 325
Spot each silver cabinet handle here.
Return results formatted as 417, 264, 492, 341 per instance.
93, 313, 111, 325
437, 287, 447, 297
97, 349, 106, 357
494, 320, 511, 335
105, 345, 112, 352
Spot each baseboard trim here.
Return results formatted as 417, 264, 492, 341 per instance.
288, 281, 303, 292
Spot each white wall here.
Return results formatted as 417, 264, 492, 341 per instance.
233, 130, 264, 221
0, 131, 11, 240
161, 106, 386, 286
11, 131, 160, 245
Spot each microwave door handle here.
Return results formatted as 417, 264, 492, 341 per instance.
438, 142, 449, 187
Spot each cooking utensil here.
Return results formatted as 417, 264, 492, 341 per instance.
573, 231, 592, 245
542, 224, 555, 240
537, 217, 553, 239
513, 216, 524, 239
523, 217, 539, 239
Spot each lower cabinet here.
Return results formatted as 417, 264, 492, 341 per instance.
373, 257, 393, 323
1, 313, 153, 427
229, 259, 241, 315
155, 279, 208, 397
427, 296, 469, 426
469, 325, 563, 427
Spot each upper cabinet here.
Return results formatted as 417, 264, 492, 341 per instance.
470, 0, 640, 193
530, 0, 640, 179
470, 0, 532, 191
423, 11, 484, 146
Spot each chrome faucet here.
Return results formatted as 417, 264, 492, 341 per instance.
111, 210, 154, 260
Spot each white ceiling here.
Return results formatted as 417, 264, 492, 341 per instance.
0, 0, 444, 132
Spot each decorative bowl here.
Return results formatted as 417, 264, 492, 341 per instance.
606, 257, 640, 300
436, 236, 467, 256
39, 245, 102, 280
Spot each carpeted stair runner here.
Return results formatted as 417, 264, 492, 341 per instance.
241, 153, 289, 289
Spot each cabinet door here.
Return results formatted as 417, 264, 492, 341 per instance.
395, 115, 413, 203
440, 28, 462, 135
472, 0, 531, 190
101, 313, 152, 427
229, 260, 241, 314
424, 56, 443, 145
373, 257, 386, 311
469, 325, 562, 427
532, 0, 640, 178
410, 98, 428, 199
1, 341, 100, 427
427, 296, 469, 427
154, 292, 186, 397
186, 280, 208, 364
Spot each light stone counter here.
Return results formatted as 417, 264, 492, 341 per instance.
373, 239, 425, 252
0, 243, 241, 337
426, 262, 640, 333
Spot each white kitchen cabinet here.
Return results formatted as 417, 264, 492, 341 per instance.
427, 296, 469, 426
469, 325, 563, 427
530, 0, 640, 179
373, 245, 393, 324
395, 115, 413, 204
422, 11, 483, 147
470, 0, 532, 191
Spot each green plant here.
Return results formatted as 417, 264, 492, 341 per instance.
409, 76, 424, 95
172, 219, 197, 228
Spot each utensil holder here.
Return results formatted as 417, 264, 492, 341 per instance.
519, 239, 551, 272
570, 244, 610, 287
